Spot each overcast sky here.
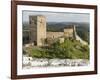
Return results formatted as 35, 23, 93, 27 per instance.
22, 10, 90, 23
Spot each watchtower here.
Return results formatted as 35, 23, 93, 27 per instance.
29, 15, 46, 46
64, 25, 76, 39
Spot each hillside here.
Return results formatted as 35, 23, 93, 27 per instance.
24, 39, 89, 59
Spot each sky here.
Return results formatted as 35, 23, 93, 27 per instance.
22, 10, 90, 23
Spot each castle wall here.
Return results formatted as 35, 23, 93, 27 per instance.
29, 16, 37, 44
64, 28, 74, 38
28, 16, 77, 46
47, 26, 76, 39
47, 32, 64, 39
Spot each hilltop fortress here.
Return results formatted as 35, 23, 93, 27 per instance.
23, 15, 87, 46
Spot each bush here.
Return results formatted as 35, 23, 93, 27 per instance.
26, 39, 89, 59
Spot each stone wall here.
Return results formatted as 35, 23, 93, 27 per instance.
37, 16, 46, 46
47, 32, 64, 39
29, 15, 46, 46
26, 15, 77, 46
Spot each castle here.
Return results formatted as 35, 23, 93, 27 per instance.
23, 15, 87, 46
29, 15, 46, 46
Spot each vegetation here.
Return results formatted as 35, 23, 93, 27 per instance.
23, 22, 89, 59
76, 28, 89, 44
25, 39, 89, 59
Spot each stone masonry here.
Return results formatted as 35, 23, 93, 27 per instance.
28, 15, 78, 46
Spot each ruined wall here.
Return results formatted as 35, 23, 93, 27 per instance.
64, 28, 74, 38
47, 32, 64, 39
28, 16, 76, 46
47, 27, 75, 39
64, 25, 76, 39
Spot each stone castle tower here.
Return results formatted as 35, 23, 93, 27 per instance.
29, 15, 46, 46
64, 25, 76, 39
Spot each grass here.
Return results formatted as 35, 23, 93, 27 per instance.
24, 39, 89, 59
